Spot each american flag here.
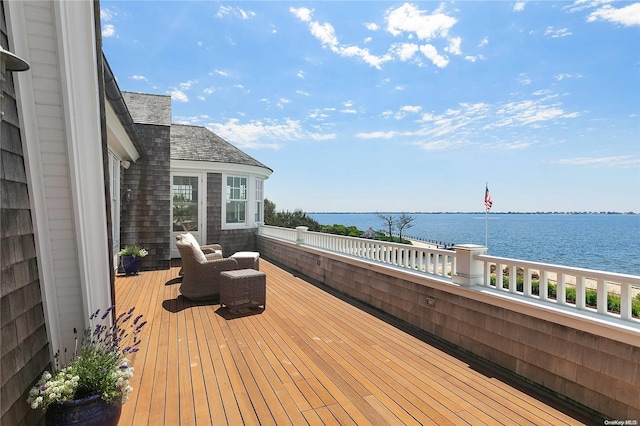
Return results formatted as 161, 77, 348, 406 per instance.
485, 184, 493, 211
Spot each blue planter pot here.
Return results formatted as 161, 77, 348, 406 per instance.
45, 394, 122, 426
122, 255, 142, 275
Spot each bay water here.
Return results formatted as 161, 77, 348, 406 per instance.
308, 213, 640, 276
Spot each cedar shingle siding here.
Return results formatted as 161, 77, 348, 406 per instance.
120, 122, 172, 271
206, 173, 257, 255
1, 5, 48, 425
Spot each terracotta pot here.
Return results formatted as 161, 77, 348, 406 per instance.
45, 394, 122, 426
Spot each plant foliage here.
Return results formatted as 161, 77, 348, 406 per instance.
27, 307, 146, 410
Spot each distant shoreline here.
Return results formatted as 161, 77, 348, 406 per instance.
309, 211, 638, 215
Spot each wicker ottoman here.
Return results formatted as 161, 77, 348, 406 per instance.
230, 251, 260, 270
220, 269, 266, 312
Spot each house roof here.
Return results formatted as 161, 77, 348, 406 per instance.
103, 57, 140, 146
121, 92, 172, 126
170, 124, 272, 171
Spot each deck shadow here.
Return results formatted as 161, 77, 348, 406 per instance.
215, 306, 265, 320
165, 277, 182, 286
162, 295, 218, 313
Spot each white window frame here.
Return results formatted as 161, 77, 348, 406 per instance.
255, 178, 264, 224
223, 174, 249, 228
170, 172, 206, 255
108, 150, 121, 271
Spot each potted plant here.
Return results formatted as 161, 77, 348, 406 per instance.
27, 306, 147, 426
118, 244, 148, 275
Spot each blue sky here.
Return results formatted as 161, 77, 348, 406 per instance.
101, 1, 640, 213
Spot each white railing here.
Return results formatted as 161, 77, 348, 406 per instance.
259, 225, 455, 279
258, 224, 640, 323
476, 254, 640, 322
259, 224, 297, 242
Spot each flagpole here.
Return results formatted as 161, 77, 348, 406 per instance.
485, 184, 488, 247
484, 182, 491, 249
485, 207, 488, 248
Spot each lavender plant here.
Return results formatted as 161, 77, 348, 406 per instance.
28, 306, 146, 410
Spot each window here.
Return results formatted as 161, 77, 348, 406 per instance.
226, 176, 247, 224
255, 179, 264, 223
173, 176, 199, 232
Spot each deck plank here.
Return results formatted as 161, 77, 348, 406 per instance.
115, 259, 599, 426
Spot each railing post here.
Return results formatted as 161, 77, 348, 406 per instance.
452, 244, 487, 287
296, 226, 308, 245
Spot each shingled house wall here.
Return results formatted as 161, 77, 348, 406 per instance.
206, 173, 257, 256
0, 6, 49, 425
120, 122, 171, 270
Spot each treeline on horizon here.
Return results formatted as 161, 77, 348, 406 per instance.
308, 211, 638, 215
264, 200, 410, 242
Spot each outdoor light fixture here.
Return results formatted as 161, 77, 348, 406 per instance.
0, 45, 30, 74
0, 45, 30, 117
125, 189, 132, 202
0, 45, 29, 164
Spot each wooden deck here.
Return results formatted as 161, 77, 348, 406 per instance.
114, 259, 599, 425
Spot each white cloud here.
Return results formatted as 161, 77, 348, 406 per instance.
355, 131, 396, 139
102, 24, 116, 38
207, 117, 335, 149
101, 8, 115, 21
420, 44, 449, 68
341, 109, 358, 114
290, 7, 313, 22
179, 80, 198, 90
385, 3, 457, 40
203, 87, 215, 95
478, 37, 489, 47
212, 69, 230, 77
401, 105, 422, 113
131, 75, 147, 81
357, 93, 579, 151
493, 99, 571, 126
555, 155, 640, 167
297, 70, 305, 79
587, 3, 640, 26
545, 26, 572, 38
366, 22, 380, 31
309, 20, 339, 46
413, 139, 467, 151
276, 98, 291, 109
344, 100, 353, 107
514, 2, 526, 12
555, 73, 583, 81
518, 73, 532, 85
296, 90, 310, 96
216, 6, 256, 20
465, 55, 485, 62
170, 89, 189, 103
392, 43, 419, 61
291, 4, 454, 70
446, 37, 462, 55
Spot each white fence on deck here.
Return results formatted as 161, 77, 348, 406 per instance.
257, 225, 640, 323
259, 225, 455, 279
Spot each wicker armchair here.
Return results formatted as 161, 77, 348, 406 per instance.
176, 239, 238, 301
176, 234, 223, 276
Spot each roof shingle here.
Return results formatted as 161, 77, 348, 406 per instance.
170, 124, 271, 171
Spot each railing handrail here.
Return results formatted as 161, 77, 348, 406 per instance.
258, 224, 639, 322
476, 254, 640, 285
259, 224, 456, 279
